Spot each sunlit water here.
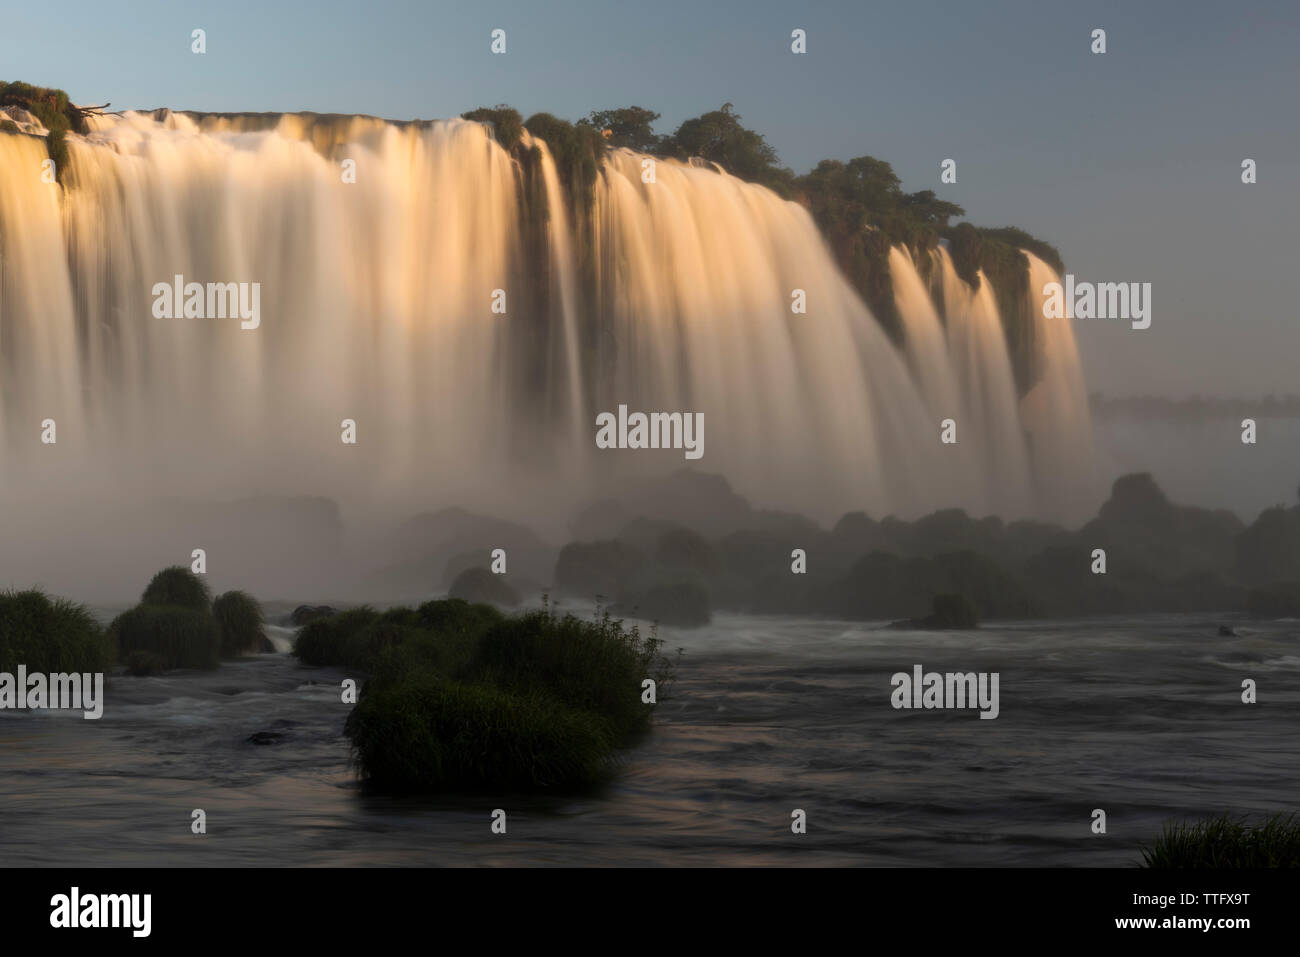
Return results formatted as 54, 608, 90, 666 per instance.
1, 611, 1294, 867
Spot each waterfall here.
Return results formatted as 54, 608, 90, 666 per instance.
0, 110, 1094, 531
1019, 250, 1100, 523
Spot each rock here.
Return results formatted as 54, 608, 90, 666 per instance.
555, 540, 646, 600
1218, 625, 1238, 637
246, 731, 285, 745
1247, 581, 1300, 619
888, 593, 980, 630
447, 567, 520, 608
614, 582, 712, 628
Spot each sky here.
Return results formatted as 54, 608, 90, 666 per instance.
7, 0, 1298, 399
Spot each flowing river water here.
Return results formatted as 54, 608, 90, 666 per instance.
1, 610, 1294, 866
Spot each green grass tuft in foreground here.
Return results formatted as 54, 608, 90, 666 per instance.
1141, 812, 1300, 868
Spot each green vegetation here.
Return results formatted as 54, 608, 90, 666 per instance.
1142, 813, 1300, 868
108, 604, 221, 671
0, 589, 114, 673
943, 223, 1043, 393
111, 567, 268, 670
347, 679, 616, 791
660, 102, 793, 194
460, 105, 524, 150
293, 606, 382, 667
523, 112, 606, 210
579, 106, 663, 153
212, 590, 266, 656
466, 98, 1060, 389
794, 157, 965, 342
297, 599, 676, 791
141, 566, 212, 611
0, 81, 85, 181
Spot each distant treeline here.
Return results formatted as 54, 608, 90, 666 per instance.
1091, 393, 1300, 420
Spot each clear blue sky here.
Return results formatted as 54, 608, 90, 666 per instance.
7, 0, 1298, 397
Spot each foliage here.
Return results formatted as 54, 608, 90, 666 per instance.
580, 106, 663, 153
0, 589, 114, 674
461, 105, 524, 150
141, 566, 212, 612
212, 590, 266, 657
1142, 813, 1300, 868
109, 604, 221, 671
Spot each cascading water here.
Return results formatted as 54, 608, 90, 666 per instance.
931, 244, 1037, 517
1019, 250, 1098, 524
0, 110, 1096, 556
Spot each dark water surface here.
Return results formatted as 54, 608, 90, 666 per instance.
1, 612, 1295, 866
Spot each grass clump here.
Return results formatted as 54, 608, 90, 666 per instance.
0, 589, 114, 673
292, 606, 381, 667
141, 566, 211, 611
461, 607, 675, 743
346, 679, 615, 791
320, 598, 677, 793
1141, 812, 1300, 868
109, 604, 221, 671
212, 590, 266, 657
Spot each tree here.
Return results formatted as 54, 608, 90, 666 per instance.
580, 106, 663, 153
662, 103, 793, 194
